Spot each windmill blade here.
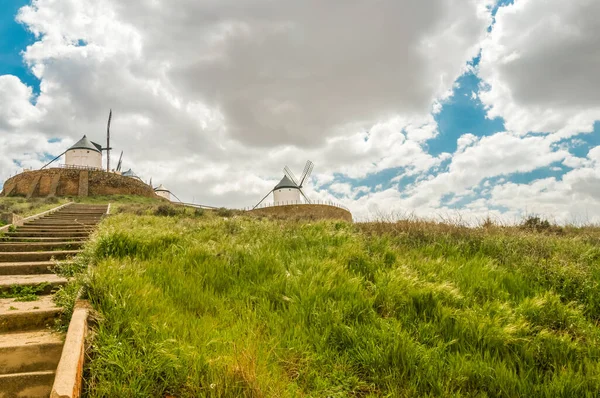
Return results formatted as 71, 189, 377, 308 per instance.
106, 109, 112, 172
253, 190, 272, 210
299, 187, 312, 204
116, 151, 123, 172
40, 150, 67, 170
299, 160, 314, 187
283, 166, 299, 186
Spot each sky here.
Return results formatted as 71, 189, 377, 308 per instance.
0, 0, 599, 223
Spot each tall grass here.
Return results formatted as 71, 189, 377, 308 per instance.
81, 213, 600, 397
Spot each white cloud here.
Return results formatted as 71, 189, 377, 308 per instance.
1, 0, 599, 224
1, 0, 490, 210
479, 0, 600, 138
400, 132, 569, 209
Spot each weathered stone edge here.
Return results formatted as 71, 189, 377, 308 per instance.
0, 202, 73, 233
50, 300, 90, 398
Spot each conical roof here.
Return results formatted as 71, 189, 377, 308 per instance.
68, 135, 101, 153
274, 175, 299, 190
122, 168, 137, 177
155, 184, 168, 192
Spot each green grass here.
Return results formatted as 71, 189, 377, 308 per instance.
1, 283, 50, 301
0, 197, 70, 226
77, 212, 600, 397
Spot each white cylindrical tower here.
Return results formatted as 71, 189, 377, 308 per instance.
65, 135, 102, 169
155, 184, 171, 200
273, 175, 301, 205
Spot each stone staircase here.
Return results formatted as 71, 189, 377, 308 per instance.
0, 204, 107, 398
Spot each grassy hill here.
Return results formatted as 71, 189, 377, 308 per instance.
58, 203, 600, 397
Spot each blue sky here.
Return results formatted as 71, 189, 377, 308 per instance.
0, 0, 38, 95
0, 0, 599, 222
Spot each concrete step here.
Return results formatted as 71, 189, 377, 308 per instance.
0, 242, 83, 252
43, 214, 103, 218
46, 215, 104, 218
39, 210, 104, 214
0, 370, 55, 398
0, 261, 63, 275
15, 230, 92, 235
0, 330, 63, 373
0, 250, 80, 263
0, 275, 68, 295
22, 224, 98, 229
0, 296, 62, 332
34, 220, 101, 224
0, 237, 85, 243
49, 215, 104, 218
24, 221, 100, 226
5, 232, 90, 238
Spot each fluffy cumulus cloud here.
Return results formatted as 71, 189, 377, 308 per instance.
1, 0, 599, 223
479, 0, 600, 138
0, 0, 489, 206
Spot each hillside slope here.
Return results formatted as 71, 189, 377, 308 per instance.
77, 210, 600, 397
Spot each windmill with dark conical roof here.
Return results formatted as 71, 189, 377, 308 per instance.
40, 110, 114, 171
253, 161, 314, 209
64, 135, 103, 169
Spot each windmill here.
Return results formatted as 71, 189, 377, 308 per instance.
40, 109, 114, 171
253, 160, 314, 209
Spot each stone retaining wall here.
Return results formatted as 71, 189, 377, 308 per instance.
247, 204, 352, 222
1, 169, 156, 198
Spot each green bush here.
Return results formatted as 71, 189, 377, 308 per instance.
154, 204, 178, 217
216, 207, 233, 217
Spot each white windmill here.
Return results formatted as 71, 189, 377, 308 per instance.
155, 184, 171, 200
254, 160, 314, 209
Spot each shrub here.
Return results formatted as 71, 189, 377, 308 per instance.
521, 216, 552, 231
194, 208, 205, 217
154, 204, 178, 217
216, 207, 233, 217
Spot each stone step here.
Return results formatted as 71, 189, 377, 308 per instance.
0, 242, 83, 252
0, 330, 63, 374
0, 261, 63, 275
44, 213, 104, 216
51, 211, 106, 215
0, 250, 80, 263
18, 226, 95, 232
49, 215, 104, 219
5, 232, 90, 238
43, 216, 103, 220
23, 219, 100, 225
0, 296, 62, 332
0, 237, 85, 243
35, 219, 102, 223
0, 275, 68, 295
46, 215, 104, 218
0, 370, 55, 398
24, 221, 100, 226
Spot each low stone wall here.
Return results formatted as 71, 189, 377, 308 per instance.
1, 169, 156, 198
247, 204, 353, 222
0, 213, 23, 226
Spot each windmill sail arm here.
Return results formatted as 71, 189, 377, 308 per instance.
299, 160, 314, 186
253, 191, 272, 210
299, 188, 311, 204
284, 166, 299, 186
40, 151, 67, 170
106, 109, 112, 172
